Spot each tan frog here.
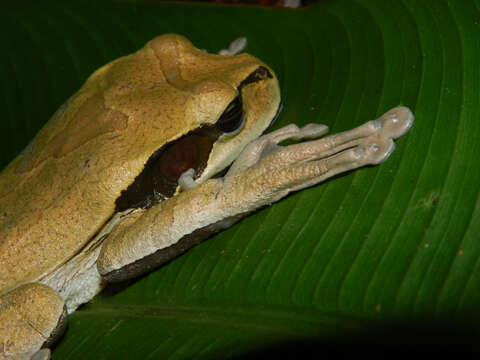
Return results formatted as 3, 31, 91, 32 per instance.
0, 34, 413, 359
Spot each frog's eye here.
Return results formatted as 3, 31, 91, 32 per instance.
216, 95, 245, 134
215, 66, 272, 134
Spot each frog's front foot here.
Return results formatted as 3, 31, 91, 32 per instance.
224, 106, 414, 206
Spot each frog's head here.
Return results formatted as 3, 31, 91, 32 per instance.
98, 34, 281, 211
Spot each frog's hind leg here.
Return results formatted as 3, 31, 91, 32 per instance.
0, 283, 66, 360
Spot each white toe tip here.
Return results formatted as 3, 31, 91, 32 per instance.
379, 106, 414, 139
361, 137, 396, 165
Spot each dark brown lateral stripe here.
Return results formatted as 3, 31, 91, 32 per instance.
102, 212, 248, 283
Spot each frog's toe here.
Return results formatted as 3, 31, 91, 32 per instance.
375, 106, 414, 139
360, 135, 396, 165
178, 168, 197, 190
218, 37, 247, 56
292, 123, 329, 140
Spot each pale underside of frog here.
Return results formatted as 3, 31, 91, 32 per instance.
0, 34, 413, 360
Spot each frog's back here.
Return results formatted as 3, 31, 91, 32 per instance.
0, 42, 154, 293
0, 83, 124, 294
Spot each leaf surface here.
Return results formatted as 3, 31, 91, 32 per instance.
1, 0, 479, 358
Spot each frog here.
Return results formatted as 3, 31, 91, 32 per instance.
0, 34, 413, 360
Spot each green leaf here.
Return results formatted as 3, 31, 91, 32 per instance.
1, 0, 479, 358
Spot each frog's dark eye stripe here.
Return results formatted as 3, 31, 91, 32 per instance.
240, 66, 272, 87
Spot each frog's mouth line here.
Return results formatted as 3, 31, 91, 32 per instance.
115, 66, 276, 213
